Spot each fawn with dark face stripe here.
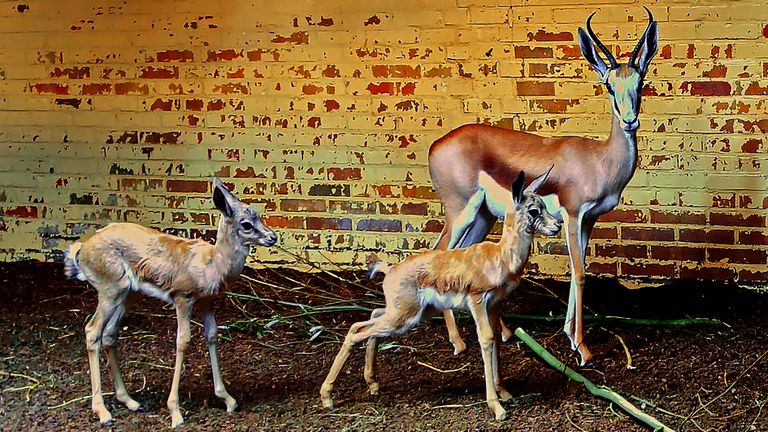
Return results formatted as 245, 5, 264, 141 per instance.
65, 177, 276, 428
320, 167, 560, 421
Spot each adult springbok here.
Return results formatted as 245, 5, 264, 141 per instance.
65, 177, 277, 427
320, 168, 561, 421
429, 7, 658, 366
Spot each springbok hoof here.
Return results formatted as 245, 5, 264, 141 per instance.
100, 419, 116, 428
134, 405, 145, 413
368, 382, 380, 395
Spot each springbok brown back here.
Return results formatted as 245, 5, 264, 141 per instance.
65, 177, 277, 428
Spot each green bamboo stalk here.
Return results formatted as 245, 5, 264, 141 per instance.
514, 327, 676, 432
503, 313, 722, 327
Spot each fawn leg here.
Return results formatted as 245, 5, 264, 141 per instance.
85, 300, 117, 425
167, 296, 193, 428
468, 298, 506, 421
489, 306, 512, 400
442, 310, 467, 356
102, 304, 143, 412
364, 308, 386, 395
198, 299, 237, 413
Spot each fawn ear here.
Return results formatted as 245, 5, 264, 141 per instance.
212, 177, 235, 218
524, 164, 554, 194
511, 171, 526, 204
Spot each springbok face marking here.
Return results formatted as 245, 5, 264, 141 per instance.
212, 177, 277, 247
578, 6, 658, 132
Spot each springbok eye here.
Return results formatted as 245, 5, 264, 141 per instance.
528, 208, 540, 217
240, 221, 254, 231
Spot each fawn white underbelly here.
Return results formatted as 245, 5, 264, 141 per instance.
123, 262, 173, 303
417, 287, 470, 311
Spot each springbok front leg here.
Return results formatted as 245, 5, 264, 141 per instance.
467, 296, 506, 421
562, 209, 595, 366
198, 299, 237, 413
489, 304, 512, 401
102, 303, 143, 413
168, 296, 194, 428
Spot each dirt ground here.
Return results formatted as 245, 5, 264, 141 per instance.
1, 260, 767, 432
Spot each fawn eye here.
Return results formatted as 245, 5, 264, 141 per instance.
528, 208, 540, 217
240, 221, 254, 231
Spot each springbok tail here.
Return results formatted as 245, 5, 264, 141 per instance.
64, 242, 86, 281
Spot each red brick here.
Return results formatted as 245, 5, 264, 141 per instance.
212, 83, 249, 95
280, 199, 326, 212
139, 66, 179, 79
207, 49, 242, 62
516, 81, 555, 96
679, 228, 734, 244
271, 31, 309, 44
587, 261, 618, 276
263, 215, 303, 229
115, 82, 149, 95
650, 246, 705, 262
186, 99, 204, 111
327, 167, 362, 181
710, 212, 765, 228
741, 138, 762, 153
30, 83, 68, 95
590, 226, 618, 240
357, 219, 402, 232
3, 206, 38, 218
81, 83, 111, 95
739, 230, 768, 245
401, 202, 428, 216
600, 209, 647, 223
621, 262, 676, 278
402, 185, 437, 199
166, 180, 208, 193
514, 46, 553, 58
708, 248, 767, 264
156, 50, 194, 62
307, 217, 352, 230
328, 200, 376, 214
745, 82, 768, 95
528, 29, 573, 42
680, 81, 732, 96
680, 265, 735, 281
537, 241, 568, 256
423, 219, 444, 233
739, 268, 768, 283
621, 227, 675, 242
50, 67, 90, 79
594, 243, 647, 259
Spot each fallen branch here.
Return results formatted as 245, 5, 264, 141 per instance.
514, 327, 675, 432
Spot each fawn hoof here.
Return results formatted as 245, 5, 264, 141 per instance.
126, 400, 143, 412
134, 405, 145, 413
100, 419, 116, 428
494, 407, 507, 421
226, 400, 239, 414
368, 382, 380, 395
451, 340, 467, 356
170, 412, 185, 429
321, 397, 334, 410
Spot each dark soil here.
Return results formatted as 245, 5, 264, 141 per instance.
1, 260, 767, 431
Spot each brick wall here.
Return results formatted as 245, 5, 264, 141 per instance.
0, 0, 765, 285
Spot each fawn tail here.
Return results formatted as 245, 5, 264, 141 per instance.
64, 242, 86, 281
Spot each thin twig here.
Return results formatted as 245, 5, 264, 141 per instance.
48, 392, 114, 410
680, 349, 768, 428
416, 361, 470, 374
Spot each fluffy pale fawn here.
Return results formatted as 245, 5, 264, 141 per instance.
65, 177, 277, 428
320, 167, 561, 421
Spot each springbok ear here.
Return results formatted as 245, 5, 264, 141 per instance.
212, 177, 235, 218
511, 171, 526, 204
637, 21, 658, 77
578, 27, 608, 80
524, 164, 554, 194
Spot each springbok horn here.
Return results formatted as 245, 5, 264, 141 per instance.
629, 6, 655, 68
586, 11, 618, 69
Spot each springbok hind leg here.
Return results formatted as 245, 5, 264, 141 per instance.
167, 296, 193, 428
364, 308, 386, 395
198, 299, 237, 413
